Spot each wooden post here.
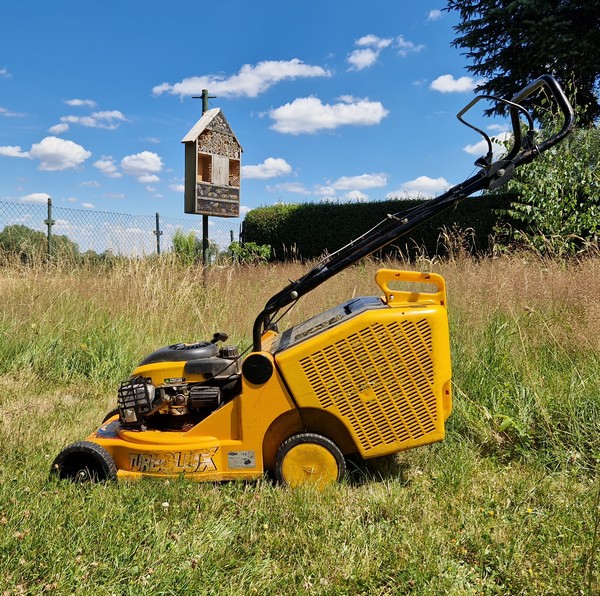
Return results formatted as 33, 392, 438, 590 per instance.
194, 89, 216, 269
44, 197, 55, 261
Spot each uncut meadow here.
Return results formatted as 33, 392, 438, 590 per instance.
0, 253, 598, 594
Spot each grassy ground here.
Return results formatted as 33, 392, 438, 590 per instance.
0, 254, 598, 594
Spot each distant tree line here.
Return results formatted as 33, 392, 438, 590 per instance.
0, 224, 81, 263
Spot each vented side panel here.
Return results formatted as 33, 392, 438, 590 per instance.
297, 318, 439, 453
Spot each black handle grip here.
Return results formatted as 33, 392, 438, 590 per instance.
510, 74, 575, 162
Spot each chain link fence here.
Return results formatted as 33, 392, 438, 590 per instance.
0, 199, 241, 258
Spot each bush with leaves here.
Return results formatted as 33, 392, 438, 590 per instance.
228, 241, 271, 264
242, 196, 516, 261
503, 125, 600, 255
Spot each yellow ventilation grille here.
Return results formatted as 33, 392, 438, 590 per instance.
299, 319, 438, 452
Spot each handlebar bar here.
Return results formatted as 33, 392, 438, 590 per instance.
510, 74, 575, 166
252, 75, 575, 351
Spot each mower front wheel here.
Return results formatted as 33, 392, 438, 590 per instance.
50, 441, 117, 483
274, 433, 346, 488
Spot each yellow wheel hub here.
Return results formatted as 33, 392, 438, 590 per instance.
280, 443, 339, 488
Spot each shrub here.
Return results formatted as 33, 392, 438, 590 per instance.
228, 241, 271, 264
504, 125, 600, 255
242, 194, 518, 261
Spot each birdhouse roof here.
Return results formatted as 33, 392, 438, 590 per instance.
181, 108, 242, 149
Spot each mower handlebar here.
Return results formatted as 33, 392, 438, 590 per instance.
252, 75, 575, 351
510, 74, 576, 167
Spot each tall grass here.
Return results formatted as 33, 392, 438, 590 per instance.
0, 254, 598, 594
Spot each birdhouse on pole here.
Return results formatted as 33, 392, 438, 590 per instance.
181, 106, 242, 217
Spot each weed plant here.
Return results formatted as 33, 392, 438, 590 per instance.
0, 254, 598, 594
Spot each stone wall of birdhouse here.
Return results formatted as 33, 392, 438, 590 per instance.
197, 113, 241, 159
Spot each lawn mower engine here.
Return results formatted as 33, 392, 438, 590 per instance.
116, 332, 241, 431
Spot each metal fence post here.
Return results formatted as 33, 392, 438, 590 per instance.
153, 212, 163, 255
44, 197, 55, 260
202, 214, 209, 266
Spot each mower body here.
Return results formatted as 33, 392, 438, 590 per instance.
60, 269, 451, 484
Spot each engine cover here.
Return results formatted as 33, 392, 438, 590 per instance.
139, 342, 219, 365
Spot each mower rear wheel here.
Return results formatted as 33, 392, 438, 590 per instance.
50, 441, 117, 483
275, 433, 346, 488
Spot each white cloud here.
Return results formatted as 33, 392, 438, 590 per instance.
169, 183, 185, 193
94, 156, 122, 178
386, 176, 451, 199
356, 34, 393, 50
65, 98, 97, 108
59, 110, 128, 130
81, 202, 95, 209
386, 175, 450, 198
463, 131, 512, 157
242, 157, 292, 180
394, 35, 425, 57
347, 34, 421, 70
331, 173, 388, 190
343, 190, 369, 201
427, 9, 443, 21
49, 123, 69, 134
462, 139, 492, 156
347, 48, 380, 71
121, 151, 163, 182
152, 59, 330, 98
0, 145, 30, 158
139, 174, 160, 184
312, 173, 387, 201
29, 136, 91, 171
79, 180, 101, 188
316, 186, 335, 197
430, 74, 479, 93
0, 67, 10, 78
95, 151, 163, 183
0, 106, 26, 118
239, 205, 252, 216
19, 193, 50, 204
267, 182, 309, 195
269, 96, 389, 134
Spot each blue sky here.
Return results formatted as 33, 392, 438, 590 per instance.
0, 1, 499, 225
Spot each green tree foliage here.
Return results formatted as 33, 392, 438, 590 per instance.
446, 0, 600, 125
503, 125, 600, 254
0, 224, 79, 262
228, 241, 271, 264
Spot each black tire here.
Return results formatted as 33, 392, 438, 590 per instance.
102, 408, 120, 423
50, 441, 117, 483
274, 433, 346, 488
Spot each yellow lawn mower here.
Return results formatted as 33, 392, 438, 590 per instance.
51, 75, 574, 488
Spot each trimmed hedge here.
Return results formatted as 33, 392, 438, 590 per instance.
242, 193, 518, 260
